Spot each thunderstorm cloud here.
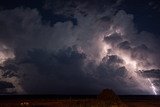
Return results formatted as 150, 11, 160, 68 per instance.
0, 0, 160, 95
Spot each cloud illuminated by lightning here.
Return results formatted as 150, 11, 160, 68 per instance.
100, 26, 158, 95
0, 44, 24, 94
0, 45, 15, 65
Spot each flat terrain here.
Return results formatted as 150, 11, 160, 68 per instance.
120, 95, 160, 107
0, 95, 159, 107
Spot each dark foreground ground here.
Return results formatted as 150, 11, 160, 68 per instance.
0, 95, 160, 107
120, 95, 160, 107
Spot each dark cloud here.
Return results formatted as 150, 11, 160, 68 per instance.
104, 33, 123, 46
0, 81, 15, 94
118, 41, 131, 50
140, 69, 160, 78
44, 0, 122, 15
0, 81, 14, 90
132, 44, 150, 60
101, 55, 124, 67
0, 64, 18, 78
0, 0, 159, 95
96, 55, 126, 80
0, 45, 140, 94
95, 55, 147, 94
139, 69, 160, 94
17, 47, 100, 94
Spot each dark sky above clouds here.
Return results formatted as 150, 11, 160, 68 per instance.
0, 0, 160, 95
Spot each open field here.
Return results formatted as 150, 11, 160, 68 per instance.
0, 95, 160, 107
0, 95, 124, 107
0, 99, 124, 107
120, 95, 160, 107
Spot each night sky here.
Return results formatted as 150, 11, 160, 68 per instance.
0, 0, 160, 95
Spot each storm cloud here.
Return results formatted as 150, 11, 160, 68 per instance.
0, 0, 160, 95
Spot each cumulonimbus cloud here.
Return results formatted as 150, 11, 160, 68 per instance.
0, 0, 160, 94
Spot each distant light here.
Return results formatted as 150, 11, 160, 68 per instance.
20, 102, 30, 106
